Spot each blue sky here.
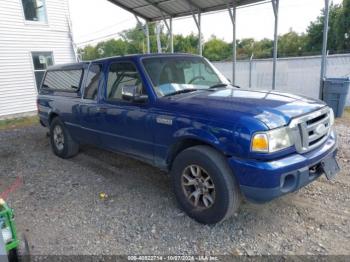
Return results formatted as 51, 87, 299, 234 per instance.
69, 0, 343, 47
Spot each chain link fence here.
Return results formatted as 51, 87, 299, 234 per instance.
213, 53, 350, 105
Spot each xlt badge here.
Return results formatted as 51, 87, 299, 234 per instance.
156, 117, 173, 125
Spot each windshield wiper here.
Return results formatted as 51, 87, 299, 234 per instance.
209, 83, 229, 89
209, 83, 241, 89
164, 89, 198, 97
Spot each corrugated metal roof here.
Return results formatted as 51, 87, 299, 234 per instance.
108, 0, 266, 21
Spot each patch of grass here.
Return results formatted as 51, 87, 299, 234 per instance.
335, 107, 350, 125
343, 107, 350, 119
0, 116, 39, 130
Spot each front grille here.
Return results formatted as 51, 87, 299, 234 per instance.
289, 107, 331, 153
306, 113, 327, 125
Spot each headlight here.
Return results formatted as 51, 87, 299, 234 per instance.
329, 107, 335, 126
251, 127, 293, 153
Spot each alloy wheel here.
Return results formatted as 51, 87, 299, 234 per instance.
181, 165, 216, 209
53, 125, 64, 151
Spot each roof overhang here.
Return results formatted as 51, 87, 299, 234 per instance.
107, 0, 267, 21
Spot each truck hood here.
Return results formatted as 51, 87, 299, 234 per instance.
165, 88, 327, 129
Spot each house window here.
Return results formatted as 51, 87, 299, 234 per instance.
21, 0, 47, 22
32, 52, 53, 90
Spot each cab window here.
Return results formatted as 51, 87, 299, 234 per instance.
106, 62, 146, 101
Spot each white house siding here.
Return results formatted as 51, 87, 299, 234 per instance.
0, 0, 76, 118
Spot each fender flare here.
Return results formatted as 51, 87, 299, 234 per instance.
166, 127, 226, 167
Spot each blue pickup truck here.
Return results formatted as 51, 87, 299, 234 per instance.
37, 54, 339, 224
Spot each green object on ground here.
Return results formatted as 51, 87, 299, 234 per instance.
0, 199, 19, 252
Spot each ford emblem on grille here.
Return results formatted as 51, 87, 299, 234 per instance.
315, 123, 327, 135
289, 107, 331, 153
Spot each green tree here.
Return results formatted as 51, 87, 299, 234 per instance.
119, 22, 172, 53
306, 3, 342, 54
278, 29, 307, 57
253, 38, 273, 58
78, 45, 99, 60
335, 0, 350, 51
95, 39, 128, 58
173, 33, 199, 54
203, 36, 231, 61
237, 38, 254, 59
119, 23, 148, 53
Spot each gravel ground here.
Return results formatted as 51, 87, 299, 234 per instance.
0, 118, 349, 256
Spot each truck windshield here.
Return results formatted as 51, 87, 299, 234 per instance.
142, 56, 229, 97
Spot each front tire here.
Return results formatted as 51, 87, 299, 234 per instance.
50, 117, 79, 158
171, 145, 241, 224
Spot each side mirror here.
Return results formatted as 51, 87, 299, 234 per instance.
121, 85, 148, 103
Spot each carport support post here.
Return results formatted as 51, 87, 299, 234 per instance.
170, 17, 174, 53
146, 22, 151, 54
228, 0, 237, 85
135, 15, 151, 54
320, 0, 330, 99
272, 0, 279, 90
249, 53, 254, 88
192, 10, 202, 55
156, 22, 162, 53
198, 12, 202, 55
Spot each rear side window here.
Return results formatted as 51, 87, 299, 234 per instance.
42, 70, 83, 92
84, 64, 102, 100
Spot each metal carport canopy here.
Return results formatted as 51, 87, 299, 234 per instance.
107, 0, 265, 21
107, 0, 330, 95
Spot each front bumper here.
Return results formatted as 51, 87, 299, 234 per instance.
228, 131, 338, 203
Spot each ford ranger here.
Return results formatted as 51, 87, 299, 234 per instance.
37, 54, 339, 224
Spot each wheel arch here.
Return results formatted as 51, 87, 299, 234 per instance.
48, 111, 60, 125
166, 135, 228, 170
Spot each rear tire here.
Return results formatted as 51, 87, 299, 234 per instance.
171, 145, 241, 224
50, 117, 79, 158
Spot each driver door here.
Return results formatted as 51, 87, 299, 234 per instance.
98, 60, 153, 162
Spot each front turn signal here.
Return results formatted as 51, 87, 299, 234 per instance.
251, 133, 269, 153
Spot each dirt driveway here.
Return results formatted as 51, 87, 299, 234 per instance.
0, 117, 349, 256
